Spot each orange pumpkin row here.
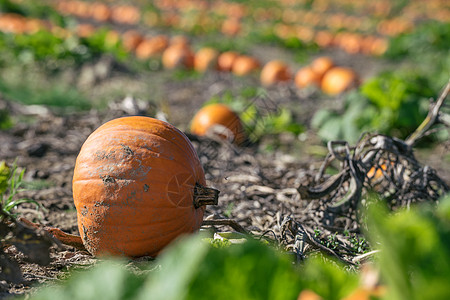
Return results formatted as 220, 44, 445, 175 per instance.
55, 0, 140, 24
47, 0, 434, 57
274, 24, 389, 56
0, 13, 50, 34
51, 0, 245, 36
258, 57, 358, 95
294, 57, 358, 95
0, 14, 358, 96
125, 31, 359, 95
47, 0, 395, 58
48, 0, 448, 55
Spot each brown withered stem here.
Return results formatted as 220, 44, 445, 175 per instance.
193, 183, 220, 208
406, 78, 450, 146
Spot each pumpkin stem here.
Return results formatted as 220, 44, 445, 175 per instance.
193, 183, 219, 208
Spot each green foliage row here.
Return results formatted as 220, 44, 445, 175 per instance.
366, 196, 450, 300
0, 1, 129, 110
0, 27, 128, 109
26, 194, 450, 300
0, 77, 91, 110
0, 28, 127, 69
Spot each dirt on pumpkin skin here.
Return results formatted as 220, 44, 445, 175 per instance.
0, 55, 449, 298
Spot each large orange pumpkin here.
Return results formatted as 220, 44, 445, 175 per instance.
190, 104, 245, 145
73, 116, 218, 257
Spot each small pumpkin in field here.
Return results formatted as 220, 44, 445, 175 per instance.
221, 17, 242, 36
169, 35, 190, 48
135, 35, 169, 60
217, 51, 239, 72
72, 116, 219, 257
190, 103, 245, 145
71, 0, 90, 18
314, 30, 334, 48
260, 60, 291, 86
342, 286, 387, 300
76, 23, 95, 38
297, 290, 323, 300
310, 56, 334, 80
121, 30, 143, 52
162, 44, 195, 69
231, 55, 260, 76
194, 47, 219, 72
320, 67, 358, 95
89, 2, 111, 22
294, 66, 321, 89
111, 5, 140, 25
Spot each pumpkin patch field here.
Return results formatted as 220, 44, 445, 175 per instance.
1, 0, 450, 299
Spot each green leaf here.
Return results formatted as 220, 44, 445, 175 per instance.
361, 73, 407, 110
0, 161, 11, 195
140, 236, 304, 300
365, 195, 450, 300
29, 260, 146, 300
311, 109, 334, 130
301, 256, 358, 300
183, 238, 304, 300
316, 117, 343, 142
137, 235, 210, 300
4, 198, 40, 212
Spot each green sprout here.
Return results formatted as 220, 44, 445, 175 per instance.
0, 160, 42, 219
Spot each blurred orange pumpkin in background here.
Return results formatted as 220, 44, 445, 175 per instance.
260, 60, 292, 86
191, 103, 245, 145
194, 47, 219, 72
310, 56, 334, 80
320, 67, 358, 95
217, 51, 239, 72
295, 66, 321, 89
231, 55, 260, 76
135, 35, 169, 60
121, 30, 144, 52
162, 44, 195, 69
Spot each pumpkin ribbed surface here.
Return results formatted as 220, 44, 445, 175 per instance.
73, 116, 207, 257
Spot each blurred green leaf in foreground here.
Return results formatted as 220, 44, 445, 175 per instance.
28, 236, 357, 300
366, 194, 450, 300
27, 194, 450, 300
